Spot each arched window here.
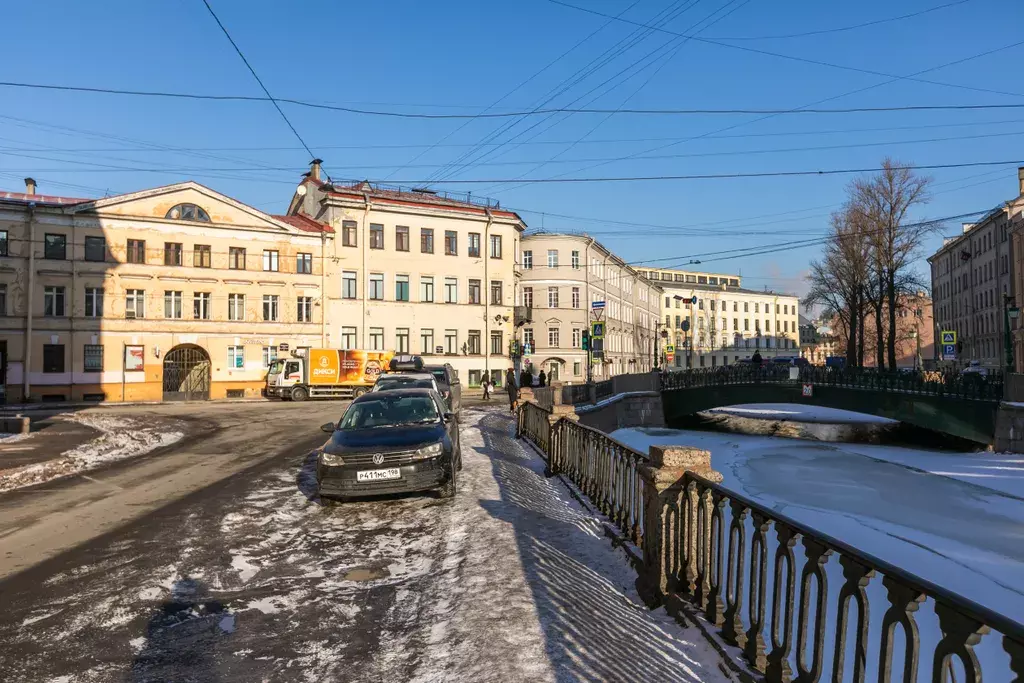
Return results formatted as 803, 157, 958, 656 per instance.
165, 203, 210, 222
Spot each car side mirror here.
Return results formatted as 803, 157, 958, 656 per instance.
320, 422, 335, 433
443, 412, 456, 423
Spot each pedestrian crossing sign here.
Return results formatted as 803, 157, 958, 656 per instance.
941, 330, 957, 344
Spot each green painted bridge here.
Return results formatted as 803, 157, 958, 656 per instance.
660, 367, 1004, 444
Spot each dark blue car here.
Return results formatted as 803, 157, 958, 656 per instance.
316, 388, 461, 504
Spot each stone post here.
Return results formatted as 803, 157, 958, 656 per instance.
635, 444, 723, 608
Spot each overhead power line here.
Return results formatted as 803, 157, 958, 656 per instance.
199, 0, 316, 161
5, 79, 1024, 118
709, 0, 970, 40
381, 160, 1024, 185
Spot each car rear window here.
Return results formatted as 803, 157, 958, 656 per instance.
339, 395, 440, 429
428, 368, 447, 384
375, 377, 433, 391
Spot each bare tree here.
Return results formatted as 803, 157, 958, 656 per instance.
852, 158, 931, 369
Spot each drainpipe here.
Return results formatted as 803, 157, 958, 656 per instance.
320, 230, 327, 347
24, 203, 36, 402
361, 192, 371, 349
483, 208, 493, 382
584, 237, 594, 384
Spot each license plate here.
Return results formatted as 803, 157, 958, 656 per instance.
356, 468, 401, 482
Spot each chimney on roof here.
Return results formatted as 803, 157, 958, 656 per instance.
1018, 166, 1024, 196
309, 159, 323, 182
24, 177, 36, 196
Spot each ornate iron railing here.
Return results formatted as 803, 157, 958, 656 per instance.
549, 418, 646, 548
662, 366, 1005, 401
594, 379, 615, 401
561, 382, 592, 405
517, 405, 1024, 682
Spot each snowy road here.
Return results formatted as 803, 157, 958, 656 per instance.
613, 423, 1024, 622
0, 408, 727, 683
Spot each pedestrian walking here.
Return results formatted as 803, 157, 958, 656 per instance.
505, 368, 519, 413
481, 377, 491, 401
538, 370, 547, 387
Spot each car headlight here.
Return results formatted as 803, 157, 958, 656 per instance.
320, 452, 345, 466
413, 443, 444, 460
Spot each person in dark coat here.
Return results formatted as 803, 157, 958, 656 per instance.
751, 350, 763, 366
505, 368, 519, 413
538, 370, 547, 387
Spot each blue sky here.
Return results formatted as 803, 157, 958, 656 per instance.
2, 0, 1022, 298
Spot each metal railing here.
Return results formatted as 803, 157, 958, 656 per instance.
517, 405, 1024, 682
549, 418, 646, 548
561, 372, 663, 406
594, 379, 615, 401
562, 383, 591, 405
532, 386, 555, 410
662, 366, 1005, 401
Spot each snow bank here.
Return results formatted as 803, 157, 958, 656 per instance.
0, 413, 185, 493
706, 403, 896, 424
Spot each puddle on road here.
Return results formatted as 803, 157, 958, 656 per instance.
343, 565, 390, 582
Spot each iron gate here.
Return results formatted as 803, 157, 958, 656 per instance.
162, 345, 211, 401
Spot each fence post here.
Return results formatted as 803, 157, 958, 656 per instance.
635, 444, 723, 608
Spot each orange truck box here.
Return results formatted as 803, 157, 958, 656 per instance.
307, 349, 393, 386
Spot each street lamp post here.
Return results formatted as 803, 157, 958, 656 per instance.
910, 328, 921, 370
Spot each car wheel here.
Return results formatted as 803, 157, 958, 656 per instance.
352, 388, 367, 399
438, 467, 457, 499
291, 386, 308, 402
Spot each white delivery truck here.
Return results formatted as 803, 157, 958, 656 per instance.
265, 348, 394, 401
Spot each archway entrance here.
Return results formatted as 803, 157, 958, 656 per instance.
162, 344, 211, 401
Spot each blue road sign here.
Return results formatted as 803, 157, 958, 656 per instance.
943, 344, 957, 358
591, 300, 606, 310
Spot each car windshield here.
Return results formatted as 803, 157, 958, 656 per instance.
374, 377, 434, 391
268, 359, 286, 374
338, 395, 440, 429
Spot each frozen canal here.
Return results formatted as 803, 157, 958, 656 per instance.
613, 404, 1024, 621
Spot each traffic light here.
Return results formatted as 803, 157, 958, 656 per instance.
581, 330, 590, 351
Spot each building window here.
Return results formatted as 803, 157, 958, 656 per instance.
227, 346, 244, 369
342, 220, 357, 247
754, 303, 759, 313
523, 328, 534, 352
548, 327, 560, 347
84, 287, 103, 317
468, 233, 481, 258
468, 330, 481, 354
126, 289, 145, 318
193, 292, 211, 320
445, 329, 458, 354
369, 224, 384, 249
469, 279, 481, 305
421, 228, 434, 253
263, 345, 278, 368
571, 250, 579, 269
166, 203, 210, 222
369, 273, 384, 300
84, 236, 106, 262
44, 234, 67, 260
744, 302, 749, 313
84, 344, 103, 372
263, 294, 279, 321
164, 291, 183, 319
369, 327, 384, 350
523, 287, 533, 308
522, 250, 533, 269
395, 225, 410, 252
263, 250, 279, 272
744, 319, 750, 331
296, 252, 313, 274
490, 280, 503, 306
193, 244, 212, 268
341, 326, 357, 350
43, 344, 65, 373
0, 284, 6, 315
445, 277, 458, 303
0, 230, 7, 256
547, 250, 558, 268
228, 293, 245, 321
573, 361, 582, 376
572, 328, 581, 348
396, 328, 410, 354
164, 242, 183, 266
395, 274, 410, 302
229, 247, 246, 270
548, 287, 559, 308
490, 330, 503, 355
421, 328, 435, 354
421, 276, 434, 302
572, 287, 580, 309
44, 286, 66, 317
490, 234, 502, 259
297, 296, 313, 322
342, 271, 357, 299
445, 230, 458, 255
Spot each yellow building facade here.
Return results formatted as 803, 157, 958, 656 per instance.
0, 180, 332, 402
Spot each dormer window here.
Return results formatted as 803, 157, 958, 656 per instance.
166, 203, 210, 222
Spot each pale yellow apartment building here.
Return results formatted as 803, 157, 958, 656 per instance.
0, 179, 332, 402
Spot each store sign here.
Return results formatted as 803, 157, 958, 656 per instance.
279, 343, 290, 352
124, 345, 145, 372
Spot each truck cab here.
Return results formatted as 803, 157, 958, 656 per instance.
265, 358, 303, 399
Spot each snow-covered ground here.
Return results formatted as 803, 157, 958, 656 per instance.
612, 414, 1024, 622
705, 402, 896, 424
0, 414, 186, 493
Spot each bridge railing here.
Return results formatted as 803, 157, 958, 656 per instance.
662, 366, 1005, 401
516, 403, 1024, 682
